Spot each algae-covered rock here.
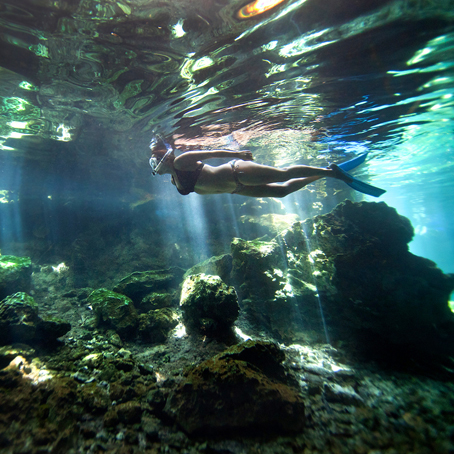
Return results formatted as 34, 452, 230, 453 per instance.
180, 274, 239, 336
164, 340, 304, 436
88, 289, 138, 339
138, 308, 179, 343
230, 237, 300, 341
136, 292, 173, 313
231, 238, 286, 301
0, 344, 35, 369
0, 292, 71, 345
0, 292, 40, 344
302, 201, 454, 347
113, 267, 185, 303
0, 255, 32, 300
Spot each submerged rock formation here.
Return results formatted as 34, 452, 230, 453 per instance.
0, 292, 70, 345
180, 274, 239, 336
88, 289, 139, 340
164, 340, 305, 436
0, 255, 32, 300
227, 201, 454, 368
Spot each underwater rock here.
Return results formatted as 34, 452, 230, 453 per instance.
180, 274, 239, 336
137, 292, 173, 313
0, 292, 71, 345
279, 200, 454, 365
231, 237, 286, 301
113, 267, 185, 303
0, 292, 39, 344
164, 340, 305, 436
183, 254, 233, 284
138, 308, 179, 343
239, 212, 300, 238
0, 344, 35, 370
88, 289, 138, 340
35, 317, 72, 342
305, 201, 454, 349
230, 237, 301, 341
0, 255, 32, 300
227, 201, 454, 368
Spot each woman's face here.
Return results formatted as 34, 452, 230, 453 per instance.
150, 150, 174, 175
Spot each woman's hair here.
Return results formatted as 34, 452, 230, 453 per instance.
151, 147, 167, 158
150, 135, 175, 158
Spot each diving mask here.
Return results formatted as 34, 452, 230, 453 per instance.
149, 137, 173, 176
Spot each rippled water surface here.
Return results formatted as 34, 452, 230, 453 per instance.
1, 0, 454, 272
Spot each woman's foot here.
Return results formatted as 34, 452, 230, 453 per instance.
328, 164, 353, 183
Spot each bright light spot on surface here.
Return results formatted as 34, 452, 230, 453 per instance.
407, 47, 432, 65
192, 56, 214, 71
6, 356, 53, 384
19, 81, 37, 91
155, 372, 166, 383
237, 0, 286, 19
52, 262, 68, 273
283, 281, 294, 296
8, 121, 28, 129
172, 19, 186, 38
261, 40, 278, 51
234, 327, 251, 341
173, 323, 187, 338
0, 261, 16, 268
279, 30, 333, 57
56, 124, 72, 141
449, 301, 454, 313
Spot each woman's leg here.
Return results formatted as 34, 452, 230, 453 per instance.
235, 176, 322, 198
234, 161, 345, 185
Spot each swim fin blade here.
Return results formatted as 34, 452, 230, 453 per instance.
345, 176, 386, 197
337, 153, 368, 172
334, 154, 386, 198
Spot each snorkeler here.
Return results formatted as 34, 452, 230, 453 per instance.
149, 139, 386, 198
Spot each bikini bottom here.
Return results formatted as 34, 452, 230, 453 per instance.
229, 160, 246, 194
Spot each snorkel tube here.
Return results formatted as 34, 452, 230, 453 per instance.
149, 135, 174, 176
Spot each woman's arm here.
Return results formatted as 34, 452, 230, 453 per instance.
174, 150, 253, 170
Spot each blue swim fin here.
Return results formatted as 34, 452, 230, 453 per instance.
337, 153, 368, 172
333, 153, 386, 198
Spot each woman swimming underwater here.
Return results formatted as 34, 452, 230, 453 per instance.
149, 140, 386, 198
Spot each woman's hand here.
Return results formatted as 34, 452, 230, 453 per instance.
239, 150, 253, 161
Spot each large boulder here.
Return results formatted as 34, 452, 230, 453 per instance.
88, 289, 139, 340
164, 340, 305, 436
113, 267, 184, 303
138, 308, 179, 343
0, 292, 71, 345
180, 274, 239, 336
0, 256, 32, 300
0, 292, 39, 344
303, 201, 454, 352
228, 201, 454, 369
230, 237, 303, 342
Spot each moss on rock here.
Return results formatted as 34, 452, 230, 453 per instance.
0, 255, 32, 300
88, 288, 138, 339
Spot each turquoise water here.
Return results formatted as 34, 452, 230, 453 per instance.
0, 0, 453, 273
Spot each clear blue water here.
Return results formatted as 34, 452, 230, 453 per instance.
0, 0, 453, 274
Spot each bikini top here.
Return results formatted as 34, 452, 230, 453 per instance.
172, 163, 204, 195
